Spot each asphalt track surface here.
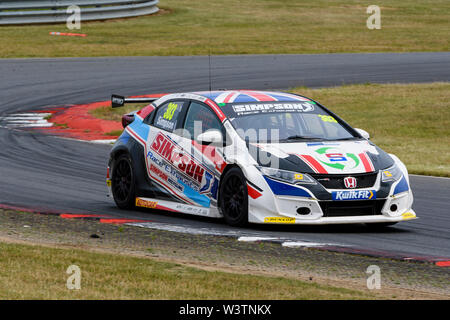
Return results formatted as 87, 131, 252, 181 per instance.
0, 52, 449, 259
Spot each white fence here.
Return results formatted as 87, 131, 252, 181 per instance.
0, 0, 159, 25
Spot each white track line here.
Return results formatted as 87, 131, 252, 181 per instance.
89, 139, 117, 144
238, 236, 280, 242
282, 241, 345, 248
8, 123, 54, 128
0, 113, 53, 128
129, 221, 254, 237
128, 222, 349, 249
6, 113, 52, 117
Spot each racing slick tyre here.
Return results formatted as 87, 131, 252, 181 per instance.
219, 167, 249, 227
365, 222, 398, 229
111, 153, 136, 209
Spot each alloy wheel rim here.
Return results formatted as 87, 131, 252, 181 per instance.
222, 175, 245, 219
112, 160, 132, 202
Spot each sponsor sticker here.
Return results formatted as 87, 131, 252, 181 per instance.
150, 132, 213, 188
232, 102, 314, 116
175, 203, 209, 216
264, 217, 296, 224
135, 198, 158, 209
332, 190, 376, 201
401, 212, 416, 220
154, 101, 183, 131
163, 102, 178, 121
313, 146, 362, 171
318, 114, 337, 123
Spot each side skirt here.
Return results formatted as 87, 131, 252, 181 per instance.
135, 197, 222, 218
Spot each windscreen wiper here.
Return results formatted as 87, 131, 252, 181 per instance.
334, 137, 359, 141
282, 135, 324, 141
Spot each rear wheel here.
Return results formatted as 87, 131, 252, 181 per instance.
111, 154, 136, 209
219, 167, 249, 227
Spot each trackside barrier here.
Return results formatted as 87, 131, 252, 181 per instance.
0, 0, 159, 25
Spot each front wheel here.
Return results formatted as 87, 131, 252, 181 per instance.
111, 154, 136, 209
219, 167, 249, 227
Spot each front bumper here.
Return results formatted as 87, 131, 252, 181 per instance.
247, 169, 416, 225
249, 193, 416, 225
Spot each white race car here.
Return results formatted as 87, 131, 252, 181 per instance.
107, 90, 416, 227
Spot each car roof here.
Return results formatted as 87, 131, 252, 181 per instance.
192, 90, 311, 104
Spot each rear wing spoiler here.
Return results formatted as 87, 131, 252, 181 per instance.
111, 94, 159, 108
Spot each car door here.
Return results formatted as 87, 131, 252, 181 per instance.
176, 100, 227, 208
144, 99, 191, 202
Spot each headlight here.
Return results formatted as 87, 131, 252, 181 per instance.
381, 164, 402, 182
258, 167, 316, 185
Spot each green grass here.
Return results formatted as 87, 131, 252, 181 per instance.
105, 129, 124, 136
0, 241, 373, 299
0, 0, 449, 58
89, 102, 146, 122
293, 82, 450, 177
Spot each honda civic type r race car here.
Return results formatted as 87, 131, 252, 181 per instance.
106, 90, 417, 227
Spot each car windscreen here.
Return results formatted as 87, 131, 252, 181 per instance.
223, 101, 356, 142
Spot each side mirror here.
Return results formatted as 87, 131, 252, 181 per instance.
355, 128, 370, 140
196, 129, 223, 146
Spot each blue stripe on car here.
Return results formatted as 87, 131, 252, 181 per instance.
128, 116, 149, 141
393, 175, 409, 195
263, 177, 311, 198
178, 180, 211, 207
118, 130, 131, 143
233, 94, 258, 102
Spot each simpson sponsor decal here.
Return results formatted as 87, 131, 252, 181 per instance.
149, 163, 168, 181
232, 102, 315, 116
148, 132, 215, 194
149, 163, 184, 192
332, 190, 376, 201
147, 150, 195, 191
151, 133, 206, 184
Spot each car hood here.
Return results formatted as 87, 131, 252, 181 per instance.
251, 140, 394, 174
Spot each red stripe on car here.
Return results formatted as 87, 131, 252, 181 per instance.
247, 184, 262, 199
125, 126, 146, 146
297, 154, 328, 174
204, 98, 226, 122
240, 90, 277, 102
359, 152, 375, 172
223, 92, 237, 103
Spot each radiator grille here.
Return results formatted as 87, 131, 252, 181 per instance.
319, 200, 385, 217
311, 172, 378, 189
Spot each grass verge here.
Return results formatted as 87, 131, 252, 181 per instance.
0, 0, 449, 58
1, 208, 449, 299
89, 103, 147, 122
0, 239, 372, 299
